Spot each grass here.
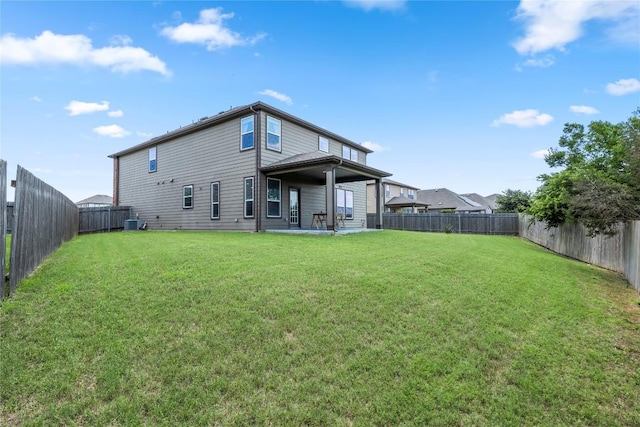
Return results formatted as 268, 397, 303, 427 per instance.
1, 230, 639, 426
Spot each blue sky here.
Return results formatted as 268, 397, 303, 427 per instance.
1, 0, 638, 203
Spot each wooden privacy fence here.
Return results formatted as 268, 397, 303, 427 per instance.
79, 206, 132, 234
367, 213, 520, 235
1, 160, 7, 299
520, 215, 640, 293
6, 165, 79, 300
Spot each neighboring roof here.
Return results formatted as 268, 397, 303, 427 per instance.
109, 101, 372, 158
484, 194, 499, 210
381, 178, 420, 190
461, 193, 496, 211
260, 152, 391, 184
385, 196, 429, 207
76, 194, 113, 205
417, 188, 486, 212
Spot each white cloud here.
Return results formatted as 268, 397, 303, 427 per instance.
109, 35, 132, 46
513, 0, 639, 55
361, 141, 389, 152
160, 8, 266, 50
0, 30, 170, 75
531, 149, 549, 159
30, 96, 42, 102
258, 89, 292, 105
491, 109, 554, 128
606, 78, 640, 96
93, 124, 131, 138
65, 100, 109, 116
343, 0, 406, 12
569, 105, 599, 115
108, 110, 124, 118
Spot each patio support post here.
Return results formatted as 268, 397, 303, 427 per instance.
375, 178, 383, 229
325, 168, 336, 231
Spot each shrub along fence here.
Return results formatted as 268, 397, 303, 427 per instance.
6, 165, 79, 300
520, 215, 640, 293
367, 213, 520, 235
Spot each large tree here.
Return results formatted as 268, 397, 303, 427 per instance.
529, 109, 640, 236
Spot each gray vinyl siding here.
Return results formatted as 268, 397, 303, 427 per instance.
117, 119, 257, 231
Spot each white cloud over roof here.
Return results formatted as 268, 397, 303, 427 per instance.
0, 31, 170, 75
65, 100, 109, 116
93, 124, 131, 138
258, 89, 293, 105
161, 8, 266, 50
491, 109, 554, 128
513, 0, 639, 55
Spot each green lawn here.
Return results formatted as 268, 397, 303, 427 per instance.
1, 231, 639, 426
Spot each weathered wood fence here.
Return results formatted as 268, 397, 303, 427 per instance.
367, 213, 520, 235
7, 165, 79, 300
520, 215, 640, 292
1, 160, 7, 299
79, 206, 132, 234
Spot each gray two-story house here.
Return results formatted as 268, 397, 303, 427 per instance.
109, 101, 391, 231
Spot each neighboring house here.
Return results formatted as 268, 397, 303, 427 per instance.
76, 194, 113, 208
416, 188, 487, 213
366, 178, 426, 213
459, 193, 494, 213
484, 194, 499, 211
109, 101, 391, 231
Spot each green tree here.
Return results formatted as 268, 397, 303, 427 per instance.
529, 109, 640, 235
495, 189, 532, 213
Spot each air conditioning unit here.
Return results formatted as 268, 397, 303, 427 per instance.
124, 219, 142, 231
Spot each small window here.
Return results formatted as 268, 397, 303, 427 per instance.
319, 136, 329, 153
385, 184, 390, 198
408, 189, 415, 200
183, 185, 193, 209
211, 182, 220, 219
244, 177, 254, 218
400, 187, 405, 197
267, 116, 281, 152
350, 149, 358, 162
149, 147, 157, 173
240, 116, 254, 150
267, 178, 281, 217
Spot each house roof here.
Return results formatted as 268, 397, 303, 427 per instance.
484, 194, 499, 210
109, 101, 372, 158
385, 196, 429, 207
417, 188, 486, 212
76, 194, 113, 205
366, 178, 421, 190
460, 193, 496, 211
260, 152, 391, 184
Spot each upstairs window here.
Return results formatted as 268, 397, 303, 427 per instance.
319, 136, 329, 153
342, 145, 359, 162
183, 185, 193, 209
385, 184, 390, 198
267, 116, 281, 152
149, 147, 157, 173
267, 178, 281, 217
400, 187, 405, 197
240, 116, 254, 150
408, 189, 415, 200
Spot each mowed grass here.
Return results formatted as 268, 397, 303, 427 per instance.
1, 231, 639, 426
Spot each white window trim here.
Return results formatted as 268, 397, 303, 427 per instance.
183, 185, 194, 209
244, 177, 254, 218
149, 147, 157, 173
211, 181, 220, 219
266, 116, 282, 152
240, 116, 254, 151
336, 189, 354, 220
342, 145, 359, 162
319, 136, 329, 153
266, 177, 282, 218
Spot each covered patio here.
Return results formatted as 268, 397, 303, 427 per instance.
260, 152, 391, 231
